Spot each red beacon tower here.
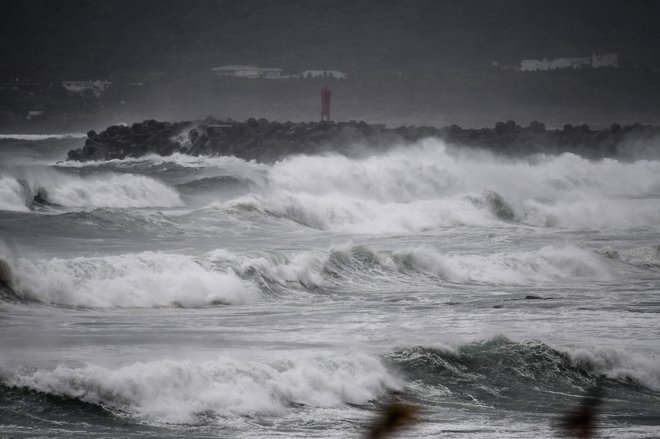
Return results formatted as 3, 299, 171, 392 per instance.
320, 85, 331, 121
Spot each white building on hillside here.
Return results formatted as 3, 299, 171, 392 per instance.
210, 65, 283, 79
539, 58, 552, 70
61, 80, 112, 97
521, 59, 541, 71
520, 53, 618, 71
552, 57, 591, 69
295, 70, 347, 79
592, 53, 618, 68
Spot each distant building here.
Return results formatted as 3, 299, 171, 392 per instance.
61, 80, 112, 97
210, 65, 283, 79
592, 53, 618, 68
260, 68, 283, 79
521, 59, 541, 71
520, 53, 618, 71
552, 57, 591, 69
539, 58, 552, 70
26, 110, 45, 120
295, 70, 347, 79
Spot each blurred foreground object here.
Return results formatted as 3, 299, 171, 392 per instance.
560, 385, 604, 438
365, 402, 419, 439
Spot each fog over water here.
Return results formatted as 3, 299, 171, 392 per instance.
3, 0, 660, 128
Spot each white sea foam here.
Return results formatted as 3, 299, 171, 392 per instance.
209, 248, 329, 289
0, 175, 29, 212
0, 133, 85, 140
390, 245, 611, 284
223, 191, 501, 233
209, 243, 611, 289
56, 152, 267, 173
606, 245, 660, 269
3, 353, 398, 424
568, 346, 660, 391
47, 139, 660, 231
0, 168, 183, 210
0, 242, 612, 309
204, 140, 660, 232
41, 173, 183, 208
4, 251, 257, 308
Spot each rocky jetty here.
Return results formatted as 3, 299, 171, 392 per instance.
66, 117, 660, 163
66, 119, 193, 161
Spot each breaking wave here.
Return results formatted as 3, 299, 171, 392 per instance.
0, 243, 613, 308
0, 134, 85, 140
221, 190, 509, 233
600, 245, 660, 270
2, 338, 657, 427
11, 140, 659, 232
0, 170, 182, 211
202, 141, 660, 232
40, 174, 182, 208
175, 175, 255, 195
1, 251, 258, 308
1, 353, 398, 424
54, 152, 268, 177
0, 175, 30, 212
209, 243, 611, 290
388, 337, 660, 400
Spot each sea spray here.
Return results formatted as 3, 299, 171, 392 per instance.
5, 252, 258, 308
203, 141, 660, 232
210, 243, 612, 290
3, 353, 399, 424
38, 173, 183, 208
0, 168, 183, 211
0, 175, 30, 212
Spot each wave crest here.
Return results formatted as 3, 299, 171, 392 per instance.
206, 143, 660, 232
388, 337, 660, 399
2, 252, 258, 308
209, 243, 610, 291
2, 353, 398, 424
39, 173, 183, 208
0, 175, 30, 212
0, 169, 182, 211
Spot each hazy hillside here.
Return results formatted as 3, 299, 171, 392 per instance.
1, 0, 660, 130
2, 0, 660, 80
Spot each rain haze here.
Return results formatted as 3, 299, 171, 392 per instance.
0, 1, 659, 438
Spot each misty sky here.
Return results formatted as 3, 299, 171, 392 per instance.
2, 0, 660, 80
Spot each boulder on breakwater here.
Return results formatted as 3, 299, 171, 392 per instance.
66, 117, 660, 162
66, 119, 193, 161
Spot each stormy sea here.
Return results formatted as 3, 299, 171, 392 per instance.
0, 133, 659, 438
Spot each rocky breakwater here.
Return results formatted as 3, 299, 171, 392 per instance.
66, 117, 660, 163
66, 119, 193, 161
66, 117, 409, 163
440, 120, 660, 159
